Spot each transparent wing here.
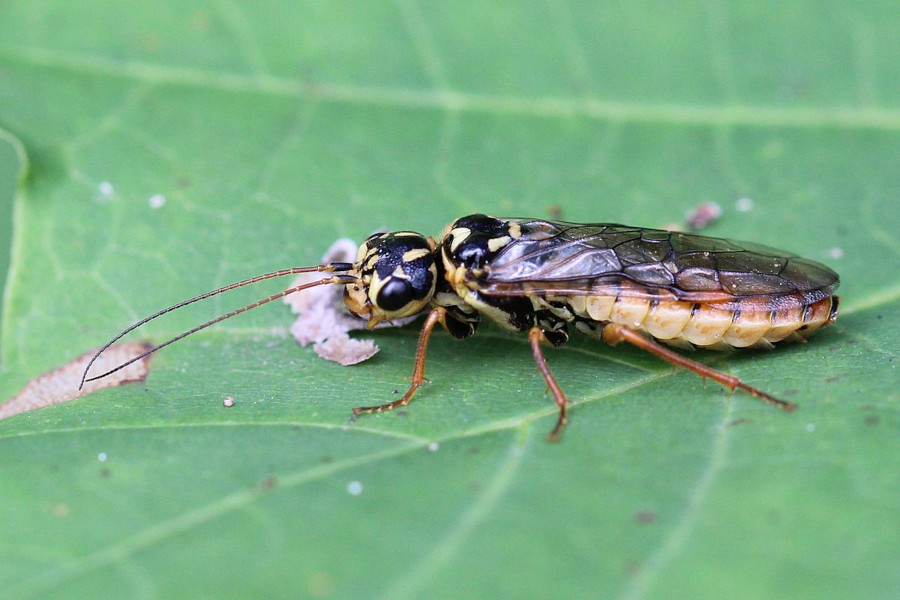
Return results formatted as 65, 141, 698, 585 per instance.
477, 219, 839, 308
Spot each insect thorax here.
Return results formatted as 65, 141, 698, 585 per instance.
436, 214, 571, 346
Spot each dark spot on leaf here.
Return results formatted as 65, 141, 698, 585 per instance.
635, 509, 657, 524
624, 560, 642, 577
865, 415, 879, 426
259, 477, 278, 490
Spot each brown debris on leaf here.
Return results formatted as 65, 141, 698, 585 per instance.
0, 341, 152, 419
685, 201, 722, 230
663, 201, 724, 233
284, 238, 415, 366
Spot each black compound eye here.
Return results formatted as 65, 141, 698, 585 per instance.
375, 277, 416, 312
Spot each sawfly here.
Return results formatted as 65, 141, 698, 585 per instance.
82, 214, 840, 440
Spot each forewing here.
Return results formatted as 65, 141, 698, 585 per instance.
478, 219, 839, 308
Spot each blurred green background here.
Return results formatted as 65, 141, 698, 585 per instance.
1, 2, 898, 599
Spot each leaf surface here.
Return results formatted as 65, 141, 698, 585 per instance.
1, 2, 898, 599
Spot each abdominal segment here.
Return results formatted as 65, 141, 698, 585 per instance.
556, 294, 838, 350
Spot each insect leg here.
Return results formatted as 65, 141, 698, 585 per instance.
600, 323, 797, 411
528, 326, 570, 442
352, 307, 447, 418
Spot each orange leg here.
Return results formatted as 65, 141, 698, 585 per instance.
601, 323, 797, 411
352, 307, 446, 417
528, 326, 570, 442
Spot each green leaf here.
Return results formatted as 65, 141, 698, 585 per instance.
0, 128, 26, 347
1, 2, 898, 599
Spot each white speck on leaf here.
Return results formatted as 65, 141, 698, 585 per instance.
735, 197, 754, 212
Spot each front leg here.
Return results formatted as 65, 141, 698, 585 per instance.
352, 307, 447, 417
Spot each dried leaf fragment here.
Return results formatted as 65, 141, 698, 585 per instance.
313, 334, 379, 366
0, 341, 152, 419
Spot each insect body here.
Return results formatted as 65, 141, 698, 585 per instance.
82, 214, 840, 440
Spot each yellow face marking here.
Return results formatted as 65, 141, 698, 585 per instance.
358, 237, 382, 267
367, 270, 386, 304
402, 248, 431, 262
355, 242, 372, 263
343, 282, 370, 318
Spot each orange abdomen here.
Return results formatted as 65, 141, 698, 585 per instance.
563, 294, 839, 350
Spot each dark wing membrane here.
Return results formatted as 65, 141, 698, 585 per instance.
478, 218, 839, 308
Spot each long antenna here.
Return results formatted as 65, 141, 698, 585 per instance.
79, 263, 355, 389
